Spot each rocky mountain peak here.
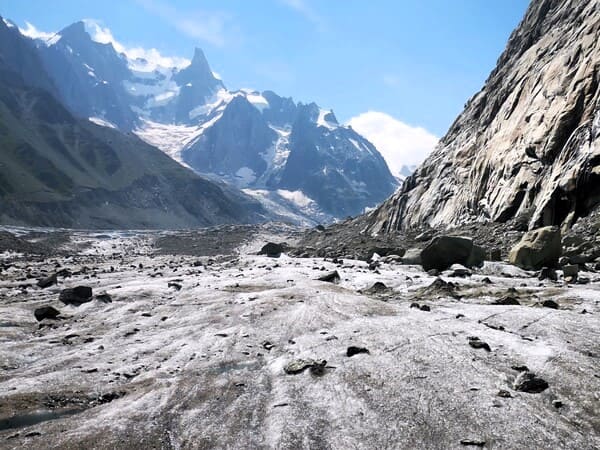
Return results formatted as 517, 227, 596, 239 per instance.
58, 20, 87, 39
174, 47, 223, 89
365, 0, 600, 234
191, 47, 210, 70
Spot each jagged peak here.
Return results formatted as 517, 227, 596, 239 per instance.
59, 21, 89, 40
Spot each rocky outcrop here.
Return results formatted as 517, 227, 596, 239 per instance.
366, 0, 600, 234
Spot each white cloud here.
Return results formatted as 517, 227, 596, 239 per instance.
19, 21, 56, 40
280, 0, 326, 32
83, 19, 190, 71
135, 0, 232, 47
18, 19, 189, 71
347, 111, 438, 177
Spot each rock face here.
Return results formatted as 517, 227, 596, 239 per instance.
509, 226, 562, 269
366, 0, 600, 233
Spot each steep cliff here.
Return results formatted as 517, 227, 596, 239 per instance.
366, 0, 600, 234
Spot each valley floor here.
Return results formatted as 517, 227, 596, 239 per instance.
0, 226, 599, 449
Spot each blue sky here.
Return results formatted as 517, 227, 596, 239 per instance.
2, 0, 530, 173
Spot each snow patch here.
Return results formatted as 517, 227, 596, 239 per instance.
135, 116, 223, 165
256, 126, 291, 186
189, 89, 233, 120
317, 108, 338, 130
235, 167, 257, 187
245, 91, 270, 112
89, 117, 117, 129
276, 190, 314, 208
2, 18, 15, 28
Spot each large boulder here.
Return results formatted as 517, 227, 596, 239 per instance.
259, 242, 285, 257
509, 226, 562, 270
420, 236, 485, 271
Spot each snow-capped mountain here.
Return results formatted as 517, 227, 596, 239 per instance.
22, 20, 398, 222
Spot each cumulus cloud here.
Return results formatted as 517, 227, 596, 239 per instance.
82, 19, 190, 70
19, 21, 57, 40
348, 111, 438, 177
18, 19, 189, 71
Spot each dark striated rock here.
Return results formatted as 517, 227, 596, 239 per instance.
259, 242, 285, 258
59, 286, 93, 305
493, 296, 521, 306
513, 371, 549, 393
467, 336, 491, 352
417, 277, 461, 300
562, 264, 579, 281
346, 346, 370, 357
542, 299, 559, 309
37, 273, 58, 289
168, 282, 182, 291
96, 293, 113, 303
34, 306, 61, 321
538, 267, 558, 281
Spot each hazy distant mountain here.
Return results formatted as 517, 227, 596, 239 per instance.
19, 19, 398, 221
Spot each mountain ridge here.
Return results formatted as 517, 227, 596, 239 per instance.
15, 18, 398, 222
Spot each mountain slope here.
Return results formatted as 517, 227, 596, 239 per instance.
0, 71, 268, 229
365, 0, 600, 233
0, 17, 269, 229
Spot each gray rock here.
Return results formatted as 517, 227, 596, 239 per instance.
509, 226, 562, 270
317, 271, 340, 283
400, 248, 422, 265
448, 264, 472, 277
362, 1, 600, 236
284, 359, 326, 375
